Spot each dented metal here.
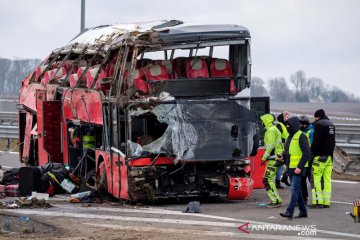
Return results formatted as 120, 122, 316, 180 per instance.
18, 20, 258, 201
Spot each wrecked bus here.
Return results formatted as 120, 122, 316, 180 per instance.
18, 20, 267, 201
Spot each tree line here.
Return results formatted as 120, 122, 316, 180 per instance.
250, 70, 359, 102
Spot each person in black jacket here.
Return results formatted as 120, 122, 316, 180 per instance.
310, 109, 335, 208
279, 117, 310, 220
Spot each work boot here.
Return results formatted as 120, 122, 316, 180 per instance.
276, 180, 284, 189
309, 204, 324, 209
281, 175, 290, 186
267, 201, 282, 208
280, 212, 293, 220
323, 205, 330, 208
294, 212, 308, 218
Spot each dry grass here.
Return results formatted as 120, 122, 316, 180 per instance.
333, 171, 360, 182
0, 139, 19, 152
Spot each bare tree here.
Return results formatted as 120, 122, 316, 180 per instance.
307, 77, 325, 99
290, 70, 308, 101
250, 77, 268, 97
268, 77, 293, 101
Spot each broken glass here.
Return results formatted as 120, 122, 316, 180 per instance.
127, 99, 257, 161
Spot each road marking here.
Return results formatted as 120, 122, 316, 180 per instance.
0, 165, 16, 169
2, 209, 239, 227
332, 180, 360, 184
4, 208, 360, 239
0, 151, 19, 155
331, 201, 353, 205
82, 223, 333, 240
54, 204, 243, 222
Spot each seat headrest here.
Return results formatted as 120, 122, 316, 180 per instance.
190, 59, 203, 70
215, 59, 227, 71
149, 65, 162, 76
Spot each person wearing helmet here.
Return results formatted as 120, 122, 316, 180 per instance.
275, 112, 290, 189
298, 115, 314, 205
260, 113, 284, 208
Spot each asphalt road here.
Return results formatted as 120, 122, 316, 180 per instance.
1, 152, 360, 239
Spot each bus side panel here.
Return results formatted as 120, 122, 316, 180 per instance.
96, 150, 129, 200
22, 112, 33, 163
119, 155, 129, 200
62, 119, 69, 165
63, 89, 103, 125
36, 90, 48, 165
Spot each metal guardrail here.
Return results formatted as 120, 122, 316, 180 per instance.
0, 125, 18, 139
0, 111, 18, 124
0, 112, 359, 156
335, 124, 360, 157
337, 143, 360, 157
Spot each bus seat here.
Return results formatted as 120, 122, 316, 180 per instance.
210, 59, 236, 93
186, 58, 209, 78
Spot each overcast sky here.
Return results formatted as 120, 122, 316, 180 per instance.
0, 0, 359, 96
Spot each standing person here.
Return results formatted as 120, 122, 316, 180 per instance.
310, 109, 335, 208
260, 114, 284, 208
280, 117, 310, 220
299, 115, 314, 205
275, 112, 290, 188
299, 116, 314, 145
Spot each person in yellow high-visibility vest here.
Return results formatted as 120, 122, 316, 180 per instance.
280, 117, 310, 220
83, 127, 95, 150
310, 109, 335, 209
260, 114, 284, 208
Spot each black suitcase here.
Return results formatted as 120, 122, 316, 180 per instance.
19, 167, 42, 197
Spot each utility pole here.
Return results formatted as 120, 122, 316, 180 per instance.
81, 0, 85, 32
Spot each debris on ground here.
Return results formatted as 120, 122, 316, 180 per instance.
0, 214, 56, 237
0, 197, 52, 209
183, 201, 201, 213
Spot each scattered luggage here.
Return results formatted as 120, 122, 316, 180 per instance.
5, 184, 19, 197
19, 167, 42, 197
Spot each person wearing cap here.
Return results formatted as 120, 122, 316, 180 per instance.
280, 117, 310, 220
275, 112, 291, 189
260, 113, 284, 208
310, 109, 335, 209
299, 115, 314, 205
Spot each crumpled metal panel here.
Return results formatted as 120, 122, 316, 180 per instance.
128, 99, 257, 161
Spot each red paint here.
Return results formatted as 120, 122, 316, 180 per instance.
61, 120, 69, 165
95, 150, 129, 200
36, 90, 48, 165
227, 177, 254, 200
19, 84, 57, 112
63, 89, 103, 125
250, 147, 266, 189
42, 101, 63, 163
128, 157, 174, 166
22, 112, 33, 163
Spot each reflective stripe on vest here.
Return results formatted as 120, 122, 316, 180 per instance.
289, 130, 309, 168
83, 135, 95, 149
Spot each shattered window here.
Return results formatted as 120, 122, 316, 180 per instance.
127, 99, 257, 161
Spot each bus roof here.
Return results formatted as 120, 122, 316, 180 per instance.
64, 20, 250, 52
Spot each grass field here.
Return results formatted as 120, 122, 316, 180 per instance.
271, 102, 360, 123
0, 139, 19, 152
